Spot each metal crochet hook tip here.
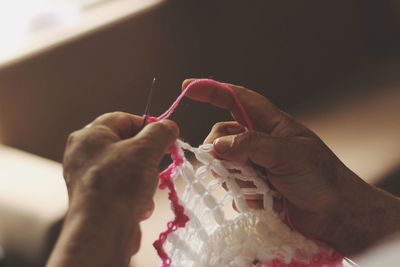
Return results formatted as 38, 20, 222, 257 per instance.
142, 77, 156, 128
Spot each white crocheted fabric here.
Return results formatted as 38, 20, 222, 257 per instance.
162, 140, 343, 267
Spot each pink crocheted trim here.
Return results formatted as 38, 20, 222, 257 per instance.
149, 79, 254, 267
152, 140, 188, 267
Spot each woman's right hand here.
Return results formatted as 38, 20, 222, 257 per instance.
183, 79, 400, 256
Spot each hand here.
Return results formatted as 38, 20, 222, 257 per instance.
182, 79, 400, 255
63, 112, 178, 218
47, 112, 178, 267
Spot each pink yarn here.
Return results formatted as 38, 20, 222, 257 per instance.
158, 79, 254, 130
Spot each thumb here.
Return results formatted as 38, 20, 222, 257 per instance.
213, 131, 287, 169
123, 119, 179, 161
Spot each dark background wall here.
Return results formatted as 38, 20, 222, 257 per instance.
0, 0, 399, 162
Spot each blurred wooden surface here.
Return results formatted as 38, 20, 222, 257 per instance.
0, 0, 376, 160
0, 0, 400, 174
0, 1, 399, 179
0, 145, 66, 267
0, 0, 164, 69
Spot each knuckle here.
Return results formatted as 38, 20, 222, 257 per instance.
235, 86, 258, 101
95, 111, 127, 123
75, 130, 95, 146
66, 130, 79, 145
273, 113, 313, 137
66, 129, 91, 147
235, 131, 263, 147
110, 111, 126, 117
109, 111, 130, 122
95, 112, 114, 122
234, 132, 249, 147
212, 122, 226, 132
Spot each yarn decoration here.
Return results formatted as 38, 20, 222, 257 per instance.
147, 79, 345, 267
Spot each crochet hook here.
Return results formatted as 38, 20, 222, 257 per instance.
142, 77, 156, 128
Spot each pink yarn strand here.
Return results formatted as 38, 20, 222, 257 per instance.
157, 79, 254, 130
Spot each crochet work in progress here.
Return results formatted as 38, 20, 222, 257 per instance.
149, 79, 344, 267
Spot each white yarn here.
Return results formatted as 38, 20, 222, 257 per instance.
162, 140, 340, 267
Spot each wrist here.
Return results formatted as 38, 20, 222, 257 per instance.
324, 169, 400, 255
67, 185, 144, 224
68, 179, 145, 225
47, 196, 141, 267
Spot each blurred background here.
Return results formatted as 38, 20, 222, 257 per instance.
0, 0, 399, 266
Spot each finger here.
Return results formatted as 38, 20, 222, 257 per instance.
91, 112, 145, 140
122, 119, 179, 162
182, 78, 196, 90
182, 79, 284, 133
213, 131, 289, 170
204, 121, 246, 144
139, 200, 155, 221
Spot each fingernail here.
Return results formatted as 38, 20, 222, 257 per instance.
182, 79, 195, 89
159, 120, 179, 137
140, 201, 155, 221
140, 209, 154, 220
214, 137, 233, 154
